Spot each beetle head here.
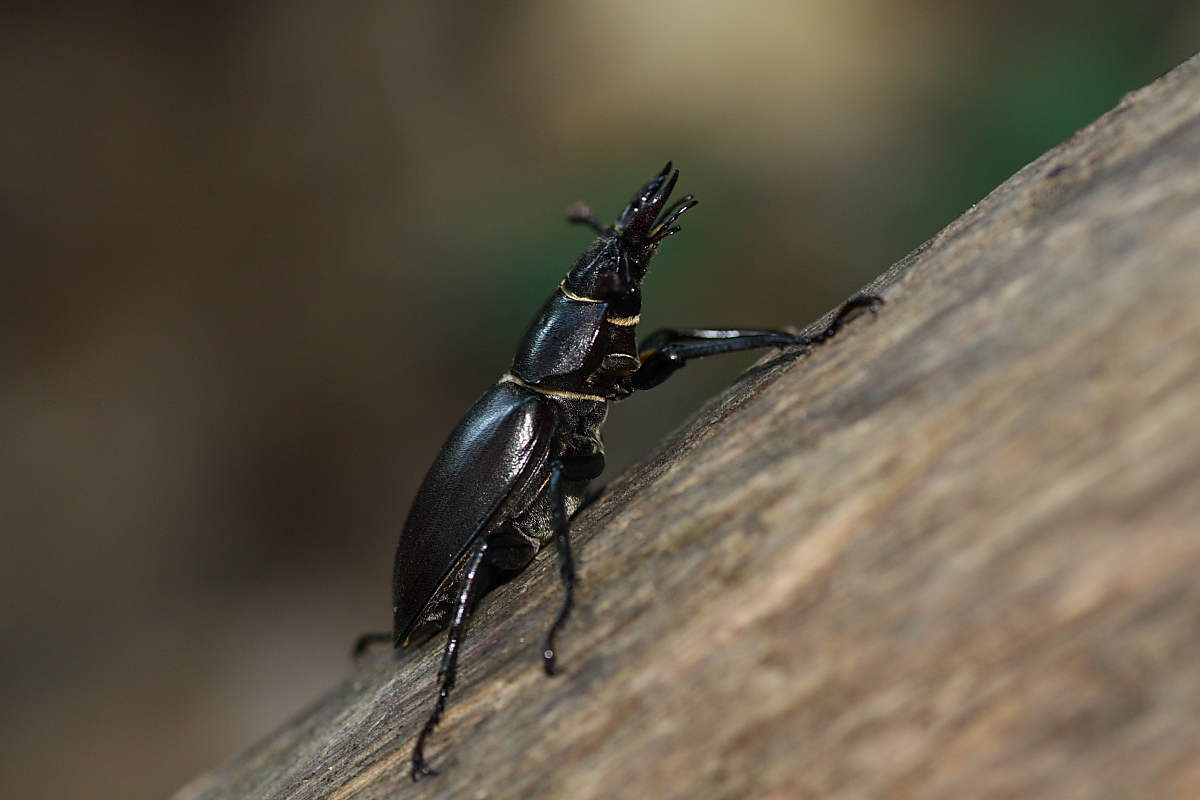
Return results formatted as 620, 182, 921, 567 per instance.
562, 163, 698, 301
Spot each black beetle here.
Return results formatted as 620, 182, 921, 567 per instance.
358, 163, 880, 780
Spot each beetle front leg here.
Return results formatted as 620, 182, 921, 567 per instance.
412, 537, 490, 781
633, 294, 882, 390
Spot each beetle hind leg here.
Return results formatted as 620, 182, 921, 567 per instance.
411, 538, 490, 781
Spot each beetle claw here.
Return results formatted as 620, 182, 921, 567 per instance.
617, 163, 698, 245
411, 761, 438, 782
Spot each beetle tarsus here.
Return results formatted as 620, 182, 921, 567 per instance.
350, 631, 392, 661
410, 743, 438, 782
807, 294, 884, 343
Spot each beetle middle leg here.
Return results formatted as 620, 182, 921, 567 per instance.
412, 537, 490, 781
542, 450, 606, 676
542, 462, 574, 676
633, 294, 882, 390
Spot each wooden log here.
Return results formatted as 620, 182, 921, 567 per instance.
174, 54, 1200, 800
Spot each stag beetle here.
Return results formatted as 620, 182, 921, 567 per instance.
357, 163, 881, 780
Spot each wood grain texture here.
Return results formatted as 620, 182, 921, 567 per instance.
174, 55, 1200, 800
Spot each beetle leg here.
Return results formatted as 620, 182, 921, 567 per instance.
542, 461, 575, 676
541, 445, 606, 676
412, 537, 490, 781
632, 295, 882, 390
577, 481, 607, 512
350, 631, 392, 661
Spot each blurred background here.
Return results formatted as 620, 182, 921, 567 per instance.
2, 3, 1196, 798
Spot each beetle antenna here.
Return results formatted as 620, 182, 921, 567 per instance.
566, 201, 607, 234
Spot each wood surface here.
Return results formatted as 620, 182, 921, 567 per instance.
174, 54, 1200, 800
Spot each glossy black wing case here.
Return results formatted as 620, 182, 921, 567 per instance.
392, 381, 555, 644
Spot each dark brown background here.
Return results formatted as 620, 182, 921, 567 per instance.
2, 4, 1195, 799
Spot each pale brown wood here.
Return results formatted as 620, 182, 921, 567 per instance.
174, 54, 1200, 800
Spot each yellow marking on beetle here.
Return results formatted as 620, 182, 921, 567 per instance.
500, 373, 606, 403
559, 281, 605, 303
607, 314, 640, 327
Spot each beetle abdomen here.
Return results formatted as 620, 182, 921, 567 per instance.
391, 381, 555, 644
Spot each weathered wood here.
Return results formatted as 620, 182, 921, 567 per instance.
174, 55, 1200, 800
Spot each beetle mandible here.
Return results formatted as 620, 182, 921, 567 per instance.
358, 163, 881, 780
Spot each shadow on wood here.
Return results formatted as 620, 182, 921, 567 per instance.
175, 54, 1200, 800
